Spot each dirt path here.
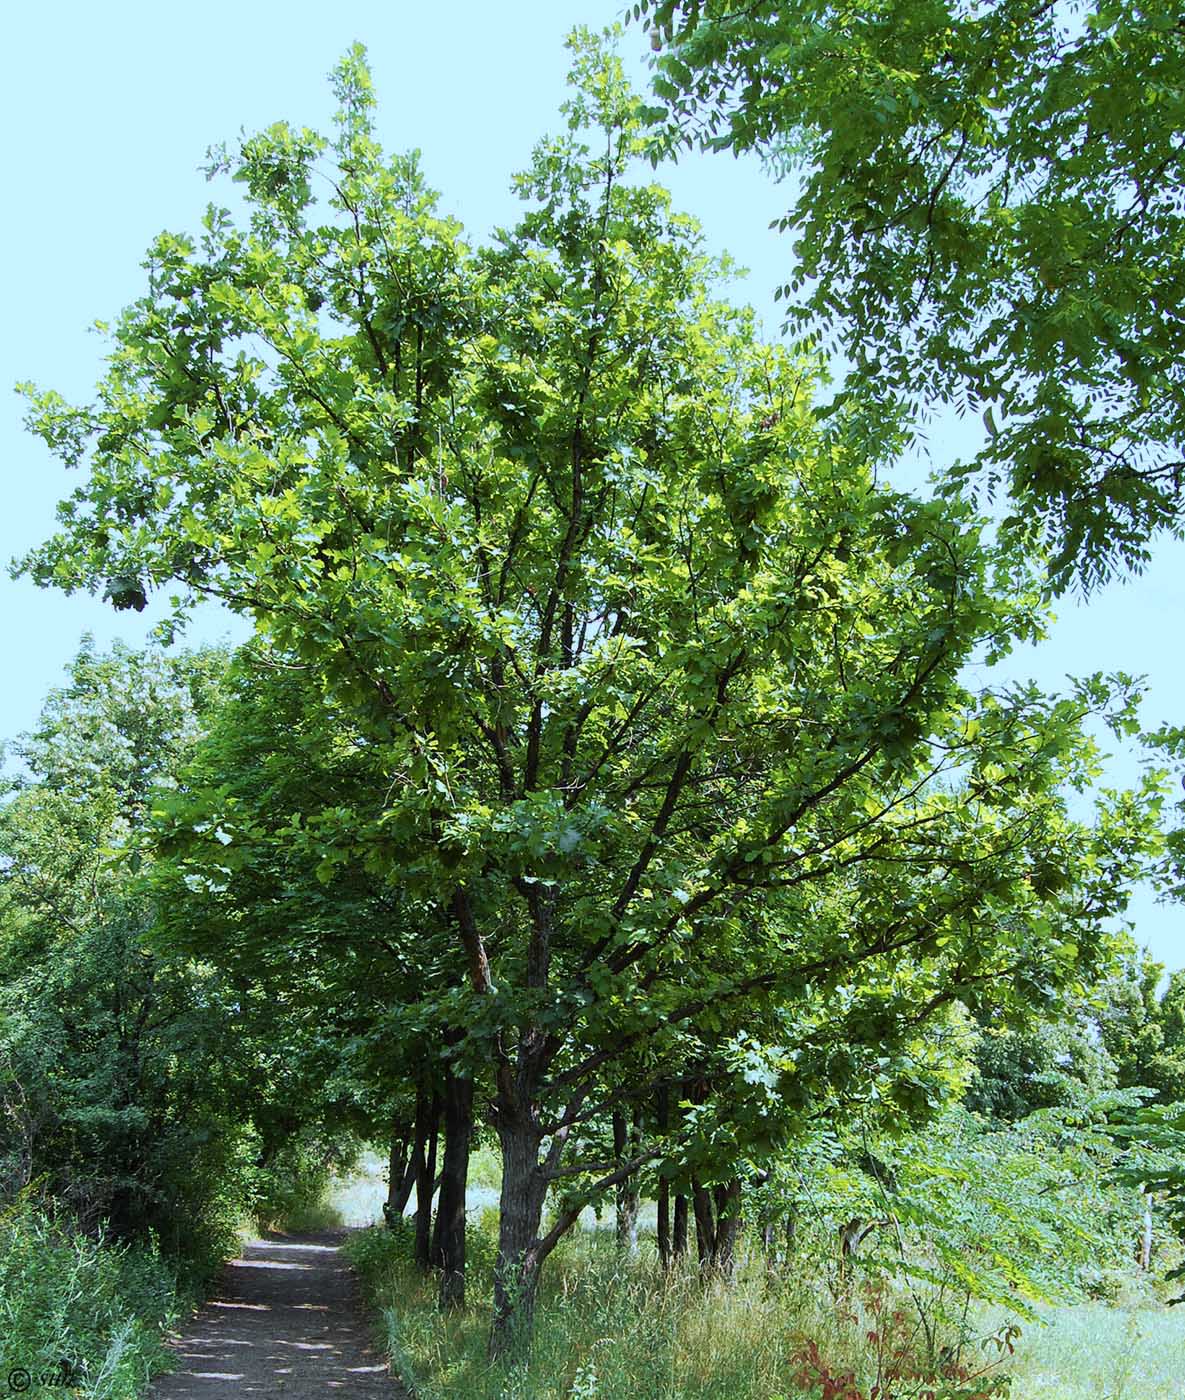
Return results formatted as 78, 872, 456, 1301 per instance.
149, 1230, 404, 1399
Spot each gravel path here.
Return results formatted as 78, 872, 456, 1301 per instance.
149, 1231, 403, 1399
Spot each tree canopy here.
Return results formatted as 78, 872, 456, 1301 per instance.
635, 0, 1185, 590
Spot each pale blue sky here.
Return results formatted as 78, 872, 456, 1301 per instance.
2, 1, 1180, 971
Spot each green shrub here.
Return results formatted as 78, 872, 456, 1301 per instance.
468, 1145, 503, 1192
0, 1199, 176, 1400
252, 1130, 360, 1233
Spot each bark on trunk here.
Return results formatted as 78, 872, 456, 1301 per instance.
489, 1109, 549, 1361
436, 1069, 474, 1309
385, 1125, 416, 1222
655, 1085, 671, 1270
1139, 1192, 1154, 1271
612, 1110, 641, 1255
839, 1216, 887, 1279
615, 1183, 640, 1253
692, 1178, 716, 1266
429, 1175, 445, 1268
712, 1179, 742, 1277
673, 1193, 689, 1260
413, 1090, 440, 1272
657, 1176, 671, 1270
690, 1178, 741, 1275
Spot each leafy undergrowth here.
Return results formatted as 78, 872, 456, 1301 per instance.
251, 1130, 358, 1234
346, 1218, 1029, 1400
0, 1199, 178, 1400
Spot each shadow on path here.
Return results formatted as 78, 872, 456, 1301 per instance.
149, 1230, 402, 1399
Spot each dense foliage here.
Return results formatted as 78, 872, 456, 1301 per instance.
0, 1200, 177, 1400
341, 1092, 1174, 1399
0, 642, 250, 1265
0, 643, 361, 1388
635, 0, 1185, 590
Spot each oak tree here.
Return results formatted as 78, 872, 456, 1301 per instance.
16, 36, 1161, 1355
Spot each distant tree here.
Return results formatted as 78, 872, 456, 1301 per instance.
1144, 719, 1185, 907
0, 642, 248, 1264
965, 1008, 1116, 1122
1093, 951, 1185, 1105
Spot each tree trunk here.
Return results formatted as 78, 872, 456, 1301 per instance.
839, 1216, 887, 1280
1139, 1192, 1153, 1271
673, 1192, 689, 1260
436, 1068, 474, 1309
385, 1123, 416, 1221
692, 1178, 716, 1267
405, 1090, 428, 1242
489, 1107, 549, 1361
657, 1175, 671, 1270
429, 1174, 445, 1268
612, 1110, 641, 1255
712, 1179, 742, 1277
655, 1085, 671, 1270
413, 1090, 440, 1272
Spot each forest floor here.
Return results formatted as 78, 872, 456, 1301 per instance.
147, 1229, 405, 1400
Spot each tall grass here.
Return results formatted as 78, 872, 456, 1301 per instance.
346, 1210, 1185, 1400
0, 1199, 177, 1400
1004, 1302, 1185, 1400
346, 1214, 1016, 1400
